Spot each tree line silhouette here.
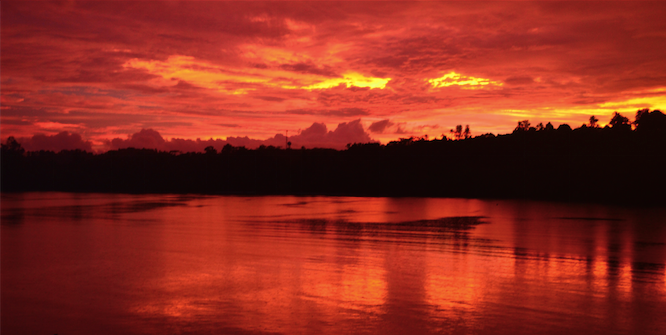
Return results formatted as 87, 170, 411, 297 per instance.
2, 109, 665, 204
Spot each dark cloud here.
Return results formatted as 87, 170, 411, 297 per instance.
1, 119, 33, 126
105, 119, 374, 152
110, 129, 166, 151
368, 119, 395, 133
287, 108, 370, 117
255, 96, 286, 102
279, 62, 339, 77
18, 131, 93, 152
504, 76, 535, 86
216, 123, 241, 128
299, 122, 327, 137
288, 119, 374, 149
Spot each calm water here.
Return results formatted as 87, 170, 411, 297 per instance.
2, 193, 665, 335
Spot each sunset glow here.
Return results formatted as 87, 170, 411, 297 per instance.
428, 72, 503, 89
2, 1, 666, 151
304, 72, 391, 90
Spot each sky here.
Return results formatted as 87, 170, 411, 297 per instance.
2, 1, 666, 152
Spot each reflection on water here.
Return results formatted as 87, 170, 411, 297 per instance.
2, 193, 665, 334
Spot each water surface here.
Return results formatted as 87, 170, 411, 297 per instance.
2, 193, 665, 334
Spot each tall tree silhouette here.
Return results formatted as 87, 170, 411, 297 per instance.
1, 136, 25, 154
634, 109, 666, 134
204, 146, 217, 154
514, 120, 530, 132
535, 122, 544, 131
608, 112, 631, 131
450, 125, 464, 140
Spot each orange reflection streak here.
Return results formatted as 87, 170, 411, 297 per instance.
616, 225, 635, 301
591, 256, 609, 299
130, 274, 216, 319
302, 261, 387, 313
424, 251, 500, 317
617, 261, 633, 301
426, 270, 481, 313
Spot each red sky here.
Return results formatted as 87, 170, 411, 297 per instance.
2, 1, 666, 152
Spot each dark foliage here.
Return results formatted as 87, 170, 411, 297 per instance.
2, 110, 665, 205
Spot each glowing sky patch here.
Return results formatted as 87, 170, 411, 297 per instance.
598, 95, 666, 110
126, 55, 389, 94
428, 72, 503, 89
303, 72, 391, 90
126, 56, 272, 94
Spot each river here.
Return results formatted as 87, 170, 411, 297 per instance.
2, 193, 665, 334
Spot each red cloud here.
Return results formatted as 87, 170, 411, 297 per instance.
368, 119, 395, 133
17, 131, 93, 152
107, 119, 375, 152
110, 129, 167, 151
289, 119, 374, 149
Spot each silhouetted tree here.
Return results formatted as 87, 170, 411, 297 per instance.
589, 115, 599, 128
608, 111, 631, 131
545, 122, 555, 131
557, 124, 572, 132
454, 125, 463, 140
204, 146, 217, 154
450, 125, 464, 140
463, 125, 470, 139
2, 136, 25, 154
634, 109, 666, 134
536, 122, 545, 131
635, 108, 650, 125
222, 144, 235, 153
514, 120, 530, 132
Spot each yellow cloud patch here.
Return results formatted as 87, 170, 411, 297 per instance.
125, 55, 390, 94
598, 94, 666, 111
428, 72, 503, 89
304, 72, 391, 90
125, 56, 267, 94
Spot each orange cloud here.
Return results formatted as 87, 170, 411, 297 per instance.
125, 55, 389, 94
428, 72, 503, 89
303, 72, 391, 90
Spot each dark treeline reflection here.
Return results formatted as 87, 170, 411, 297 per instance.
2, 109, 666, 204
265, 216, 487, 245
